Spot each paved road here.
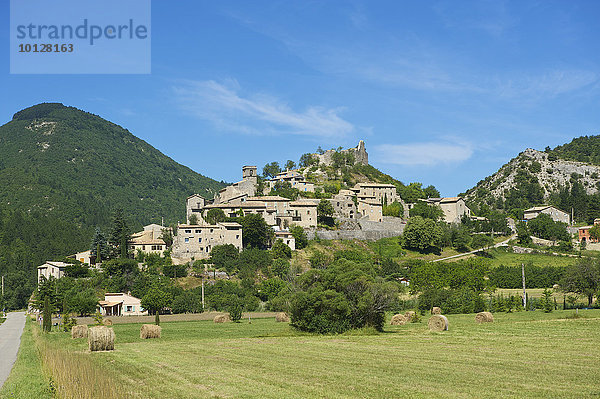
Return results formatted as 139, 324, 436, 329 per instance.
0, 312, 26, 389
432, 235, 516, 262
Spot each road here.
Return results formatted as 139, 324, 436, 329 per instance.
432, 235, 516, 262
0, 312, 26, 389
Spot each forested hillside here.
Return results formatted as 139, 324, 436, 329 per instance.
0, 103, 225, 230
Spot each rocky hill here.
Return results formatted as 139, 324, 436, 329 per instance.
464, 136, 600, 221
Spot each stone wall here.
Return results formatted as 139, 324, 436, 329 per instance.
315, 140, 369, 167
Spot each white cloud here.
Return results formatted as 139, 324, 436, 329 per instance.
374, 142, 473, 166
172, 80, 354, 138
495, 69, 598, 99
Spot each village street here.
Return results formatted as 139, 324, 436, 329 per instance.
0, 312, 26, 388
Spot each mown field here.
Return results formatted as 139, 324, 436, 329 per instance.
3, 310, 600, 398
483, 248, 577, 268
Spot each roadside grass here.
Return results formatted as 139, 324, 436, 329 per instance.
0, 321, 52, 399
0, 317, 5, 325
34, 310, 600, 398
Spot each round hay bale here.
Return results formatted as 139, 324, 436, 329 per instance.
428, 315, 449, 332
140, 324, 162, 339
103, 318, 113, 326
404, 311, 416, 321
431, 307, 442, 315
88, 326, 115, 351
390, 314, 408, 325
213, 314, 230, 323
71, 324, 89, 339
275, 312, 290, 323
475, 312, 494, 323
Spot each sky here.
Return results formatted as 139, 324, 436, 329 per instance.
1, 0, 600, 195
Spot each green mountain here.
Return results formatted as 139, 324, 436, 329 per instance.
464, 136, 600, 222
0, 103, 225, 230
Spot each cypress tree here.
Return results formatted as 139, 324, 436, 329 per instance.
43, 296, 52, 332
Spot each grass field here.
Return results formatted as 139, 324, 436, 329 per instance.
481, 248, 577, 268
5, 310, 600, 398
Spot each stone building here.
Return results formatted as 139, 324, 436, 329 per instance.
171, 222, 243, 262
524, 206, 570, 224
130, 224, 170, 256
214, 165, 258, 204
37, 261, 69, 282
266, 170, 315, 193
421, 197, 471, 224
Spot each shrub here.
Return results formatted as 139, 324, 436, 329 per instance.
228, 297, 244, 323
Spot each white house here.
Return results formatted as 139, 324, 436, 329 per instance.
99, 292, 147, 316
37, 261, 70, 282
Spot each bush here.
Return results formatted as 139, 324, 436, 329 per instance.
228, 297, 244, 322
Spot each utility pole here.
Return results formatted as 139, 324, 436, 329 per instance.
521, 263, 527, 310
201, 276, 205, 310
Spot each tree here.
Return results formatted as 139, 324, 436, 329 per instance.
141, 288, 172, 325
284, 160, 296, 171
228, 296, 244, 322
269, 181, 299, 200
67, 288, 98, 316
90, 227, 110, 263
401, 216, 444, 252
527, 213, 569, 241
299, 153, 318, 168
516, 222, 532, 245
210, 244, 240, 275
271, 239, 292, 259
237, 248, 272, 279
559, 258, 600, 306
262, 162, 281, 178
451, 227, 471, 252
423, 185, 440, 198
272, 258, 291, 279
471, 234, 494, 250
290, 225, 308, 249
409, 201, 444, 221
205, 208, 226, 225
382, 201, 403, 218
317, 199, 335, 226
109, 209, 131, 258
188, 213, 199, 225
42, 295, 52, 332
589, 224, 600, 241
238, 214, 273, 249
541, 288, 554, 313
160, 228, 173, 248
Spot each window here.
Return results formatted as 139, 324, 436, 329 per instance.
185, 230, 191, 234
236, 235, 239, 239
126, 305, 133, 312
184, 238, 189, 243
210, 229, 214, 233
195, 230, 201, 233
198, 238, 202, 243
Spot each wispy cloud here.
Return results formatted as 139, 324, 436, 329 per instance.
494, 69, 598, 100
172, 79, 354, 138
374, 141, 473, 166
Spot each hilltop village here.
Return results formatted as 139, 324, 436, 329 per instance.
169, 141, 473, 264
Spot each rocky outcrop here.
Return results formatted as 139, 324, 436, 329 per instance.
314, 140, 368, 167
465, 148, 600, 204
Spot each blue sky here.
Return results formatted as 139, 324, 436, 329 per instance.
1, 1, 599, 195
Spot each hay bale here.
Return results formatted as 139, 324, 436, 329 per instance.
103, 318, 113, 326
275, 312, 290, 322
431, 307, 442, 315
88, 326, 115, 351
390, 314, 408, 325
71, 325, 88, 339
213, 314, 230, 323
475, 312, 494, 323
428, 315, 449, 332
140, 324, 162, 339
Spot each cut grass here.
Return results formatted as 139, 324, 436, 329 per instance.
34, 310, 600, 398
482, 248, 577, 268
0, 321, 52, 399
